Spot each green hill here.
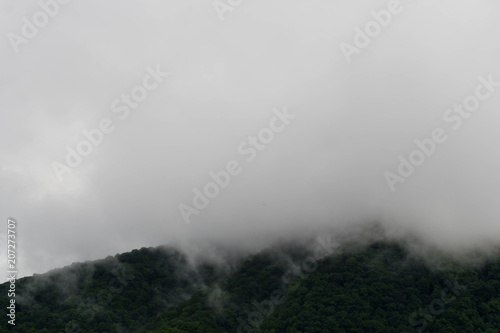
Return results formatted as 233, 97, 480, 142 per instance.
1, 241, 500, 332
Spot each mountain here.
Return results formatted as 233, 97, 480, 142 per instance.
1, 240, 500, 332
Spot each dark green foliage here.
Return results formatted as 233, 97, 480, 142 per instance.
0, 246, 225, 333
1, 242, 500, 332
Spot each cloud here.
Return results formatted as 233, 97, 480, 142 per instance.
1, 0, 500, 279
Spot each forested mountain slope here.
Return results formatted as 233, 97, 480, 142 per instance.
1, 242, 500, 332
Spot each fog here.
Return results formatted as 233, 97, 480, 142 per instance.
1, 0, 499, 279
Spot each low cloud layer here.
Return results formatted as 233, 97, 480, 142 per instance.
1, 0, 500, 279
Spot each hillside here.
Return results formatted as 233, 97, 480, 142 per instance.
1, 241, 500, 332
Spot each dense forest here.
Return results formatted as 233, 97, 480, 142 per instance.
1, 240, 500, 332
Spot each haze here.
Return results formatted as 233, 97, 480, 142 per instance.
1, 0, 499, 279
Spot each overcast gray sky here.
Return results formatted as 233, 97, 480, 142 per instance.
1, 0, 500, 279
